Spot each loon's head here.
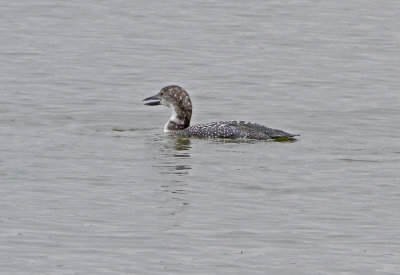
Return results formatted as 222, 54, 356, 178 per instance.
144, 85, 192, 132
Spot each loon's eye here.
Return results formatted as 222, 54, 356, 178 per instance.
160, 92, 164, 96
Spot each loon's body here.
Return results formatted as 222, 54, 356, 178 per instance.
144, 85, 298, 140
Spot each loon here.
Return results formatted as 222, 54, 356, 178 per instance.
143, 85, 298, 140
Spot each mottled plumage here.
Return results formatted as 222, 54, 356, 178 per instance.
144, 85, 298, 140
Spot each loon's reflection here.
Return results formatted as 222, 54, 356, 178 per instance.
148, 136, 192, 232
152, 135, 192, 176
170, 136, 191, 156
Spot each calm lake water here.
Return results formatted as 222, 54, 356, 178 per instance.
1, 0, 400, 274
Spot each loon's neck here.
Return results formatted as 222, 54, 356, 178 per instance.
164, 107, 191, 132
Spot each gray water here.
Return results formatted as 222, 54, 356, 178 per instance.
1, 0, 400, 274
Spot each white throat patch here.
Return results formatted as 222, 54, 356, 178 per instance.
164, 108, 180, 132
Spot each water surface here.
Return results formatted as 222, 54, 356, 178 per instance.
1, 0, 400, 274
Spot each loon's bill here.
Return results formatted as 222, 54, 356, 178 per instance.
143, 95, 161, 106
144, 85, 298, 140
